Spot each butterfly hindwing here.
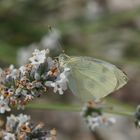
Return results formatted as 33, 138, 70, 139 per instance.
67, 57, 128, 101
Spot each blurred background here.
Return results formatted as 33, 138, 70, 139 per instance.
0, 0, 140, 139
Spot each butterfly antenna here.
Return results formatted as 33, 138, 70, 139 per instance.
48, 25, 52, 32
48, 25, 64, 54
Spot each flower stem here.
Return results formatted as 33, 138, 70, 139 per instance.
26, 103, 134, 117
27, 103, 81, 112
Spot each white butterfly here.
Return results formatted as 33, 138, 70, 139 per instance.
59, 54, 128, 101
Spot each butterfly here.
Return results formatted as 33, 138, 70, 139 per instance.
59, 54, 128, 101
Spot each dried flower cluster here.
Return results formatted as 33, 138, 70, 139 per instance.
82, 101, 116, 131
0, 49, 69, 113
0, 114, 56, 140
17, 28, 61, 65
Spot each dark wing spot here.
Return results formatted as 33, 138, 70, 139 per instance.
100, 76, 107, 82
102, 67, 108, 73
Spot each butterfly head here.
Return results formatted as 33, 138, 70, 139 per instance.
58, 53, 71, 67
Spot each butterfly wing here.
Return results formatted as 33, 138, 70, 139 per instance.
67, 57, 128, 101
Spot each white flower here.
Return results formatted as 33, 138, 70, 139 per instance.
29, 49, 49, 65
45, 137, 52, 140
9, 65, 14, 70
17, 114, 30, 127
106, 117, 116, 125
25, 95, 34, 101
3, 132, 16, 140
56, 70, 69, 90
6, 65, 18, 80
6, 114, 18, 131
34, 72, 41, 80
86, 115, 116, 131
45, 81, 64, 95
19, 66, 26, 75
55, 67, 70, 93
45, 67, 69, 95
87, 116, 101, 131
0, 96, 11, 114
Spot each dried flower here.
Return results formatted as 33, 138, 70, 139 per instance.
0, 114, 56, 140
82, 101, 116, 131
134, 105, 140, 128
0, 96, 11, 114
3, 132, 15, 140
0, 49, 70, 113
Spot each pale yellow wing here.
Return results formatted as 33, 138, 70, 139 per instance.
66, 56, 128, 101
